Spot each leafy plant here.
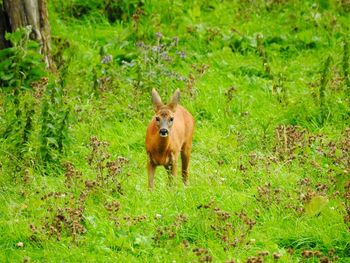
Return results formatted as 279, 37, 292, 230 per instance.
0, 26, 47, 160
0, 26, 70, 169
0, 26, 46, 91
39, 81, 70, 164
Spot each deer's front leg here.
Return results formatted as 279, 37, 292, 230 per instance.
147, 157, 156, 190
165, 152, 178, 185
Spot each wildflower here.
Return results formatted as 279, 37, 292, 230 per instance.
152, 45, 161, 53
258, 251, 269, 257
273, 252, 281, 260
101, 54, 113, 64
319, 256, 331, 263
176, 51, 186, 59
155, 32, 163, 39
136, 41, 145, 48
16, 242, 24, 248
160, 52, 172, 61
155, 214, 162, 220
171, 36, 179, 46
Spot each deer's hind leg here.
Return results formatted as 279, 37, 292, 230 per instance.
181, 143, 192, 186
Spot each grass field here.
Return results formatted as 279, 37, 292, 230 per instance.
0, 0, 350, 262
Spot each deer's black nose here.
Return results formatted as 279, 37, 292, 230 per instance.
159, 129, 168, 137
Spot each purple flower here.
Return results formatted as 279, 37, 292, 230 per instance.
152, 45, 161, 53
101, 55, 113, 64
136, 41, 145, 48
176, 51, 186, 59
160, 52, 172, 61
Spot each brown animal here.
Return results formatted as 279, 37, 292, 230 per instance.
145, 89, 195, 190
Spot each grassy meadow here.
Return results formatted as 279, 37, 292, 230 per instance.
0, 0, 350, 262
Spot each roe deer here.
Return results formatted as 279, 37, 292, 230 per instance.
145, 89, 195, 190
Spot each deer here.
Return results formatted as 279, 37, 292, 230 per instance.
145, 89, 195, 190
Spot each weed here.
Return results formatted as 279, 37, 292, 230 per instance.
256, 34, 272, 79
152, 213, 188, 245
343, 39, 350, 88
87, 136, 128, 194
39, 81, 70, 165
274, 125, 308, 160
319, 56, 332, 124
121, 32, 188, 95
0, 27, 46, 160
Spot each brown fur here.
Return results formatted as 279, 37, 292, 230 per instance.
145, 89, 195, 190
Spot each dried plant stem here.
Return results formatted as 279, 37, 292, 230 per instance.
283, 125, 288, 154
256, 34, 272, 79
256, 34, 288, 104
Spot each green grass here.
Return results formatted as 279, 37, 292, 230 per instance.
1, 0, 350, 262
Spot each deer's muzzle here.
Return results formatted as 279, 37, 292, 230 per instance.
159, 128, 169, 137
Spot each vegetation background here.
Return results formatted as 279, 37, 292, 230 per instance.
0, 0, 349, 262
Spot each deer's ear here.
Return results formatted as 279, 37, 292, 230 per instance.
168, 89, 180, 112
152, 89, 163, 111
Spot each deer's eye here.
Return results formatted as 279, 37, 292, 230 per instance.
169, 117, 174, 122
156, 117, 160, 122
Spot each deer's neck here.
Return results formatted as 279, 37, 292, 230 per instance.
157, 135, 171, 153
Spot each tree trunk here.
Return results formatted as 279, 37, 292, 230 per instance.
0, 4, 11, 48
1, 0, 55, 70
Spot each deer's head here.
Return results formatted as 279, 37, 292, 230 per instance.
151, 89, 180, 138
